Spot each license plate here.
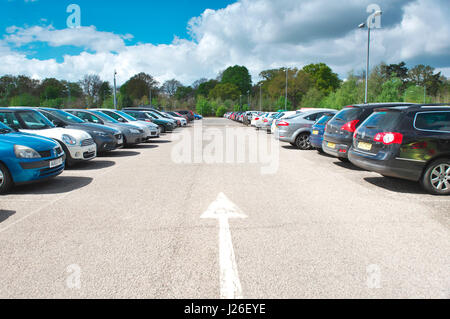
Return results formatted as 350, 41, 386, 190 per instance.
49, 158, 63, 168
312, 130, 319, 135
358, 142, 373, 151
327, 142, 336, 149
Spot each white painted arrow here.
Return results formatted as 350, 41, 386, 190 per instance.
201, 193, 247, 299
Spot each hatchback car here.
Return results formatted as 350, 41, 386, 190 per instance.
0, 108, 96, 166
94, 109, 160, 140
177, 110, 195, 122
65, 109, 146, 146
39, 108, 123, 154
275, 109, 337, 150
124, 109, 176, 133
349, 105, 450, 195
322, 103, 414, 161
310, 112, 338, 152
0, 122, 65, 194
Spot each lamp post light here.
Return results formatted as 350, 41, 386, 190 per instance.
359, 9, 382, 104
285, 67, 288, 110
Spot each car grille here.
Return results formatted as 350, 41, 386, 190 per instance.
39, 164, 64, 177
38, 150, 51, 158
83, 151, 96, 159
81, 138, 95, 147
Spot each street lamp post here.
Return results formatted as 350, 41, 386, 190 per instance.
259, 84, 262, 112
359, 9, 382, 104
285, 68, 288, 110
113, 70, 117, 110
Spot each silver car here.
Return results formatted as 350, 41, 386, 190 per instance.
275, 109, 337, 150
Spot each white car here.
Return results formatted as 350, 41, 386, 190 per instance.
250, 112, 265, 127
165, 112, 188, 126
255, 112, 276, 129
0, 108, 97, 166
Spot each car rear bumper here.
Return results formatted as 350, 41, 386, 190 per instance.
322, 139, 351, 158
348, 148, 424, 182
310, 134, 323, 149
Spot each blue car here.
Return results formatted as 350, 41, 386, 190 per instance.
310, 112, 337, 152
0, 122, 65, 194
194, 113, 203, 120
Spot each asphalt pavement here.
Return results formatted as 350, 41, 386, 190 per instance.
0, 118, 449, 299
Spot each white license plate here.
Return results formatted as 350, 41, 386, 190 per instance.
49, 158, 63, 168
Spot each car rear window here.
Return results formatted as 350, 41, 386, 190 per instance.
362, 112, 402, 131
316, 114, 334, 125
415, 112, 450, 132
333, 107, 363, 122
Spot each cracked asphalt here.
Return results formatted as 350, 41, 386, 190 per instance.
0, 118, 449, 299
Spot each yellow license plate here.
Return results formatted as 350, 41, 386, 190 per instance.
327, 142, 336, 149
312, 130, 319, 135
358, 142, 373, 151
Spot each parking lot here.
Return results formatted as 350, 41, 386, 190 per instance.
0, 117, 449, 298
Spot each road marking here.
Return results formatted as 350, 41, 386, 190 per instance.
201, 192, 247, 299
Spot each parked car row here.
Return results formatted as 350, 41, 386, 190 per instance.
227, 104, 450, 195
0, 107, 201, 194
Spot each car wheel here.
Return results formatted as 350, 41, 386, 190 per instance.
58, 142, 75, 167
0, 162, 13, 194
159, 125, 166, 134
295, 133, 311, 150
317, 148, 324, 154
421, 158, 450, 195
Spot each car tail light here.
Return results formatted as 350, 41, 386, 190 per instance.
254, 117, 260, 121
278, 121, 289, 127
263, 119, 268, 123
341, 120, 359, 133
374, 132, 403, 145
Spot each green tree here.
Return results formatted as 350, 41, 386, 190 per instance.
208, 83, 241, 101
9, 93, 40, 106
197, 80, 219, 97
377, 77, 403, 102
196, 96, 213, 116
216, 105, 228, 117
221, 65, 252, 95
303, 63, 340, 93
301, 87, 325, 107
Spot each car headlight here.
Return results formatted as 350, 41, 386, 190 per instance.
62, 134, 77, 146
92, 131, 109, 137
129, 129, 140, 134
14, 145, 41, 159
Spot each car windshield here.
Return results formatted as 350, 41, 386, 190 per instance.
47, 109, 85, 124
148, 111, 162, 119
116, 111, 138, 121
92, 111, 120, 123
0, 121, 13, 133
0, 110, 55, 130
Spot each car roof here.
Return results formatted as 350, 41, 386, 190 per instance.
348, 102, 416, 109
374, 104, 450, 113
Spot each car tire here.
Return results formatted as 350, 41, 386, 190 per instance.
58, 142, 75, 168
159, 125, 166, 134
0, 162, 13, 195
317, 148, 324, 154
421, 158, 450, 195
295, 133, 311, 150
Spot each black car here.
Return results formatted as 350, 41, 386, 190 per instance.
123, 109, 176, 133
322, 103, 415, 161
39, 108, 123, 154
349, 105, 450, 195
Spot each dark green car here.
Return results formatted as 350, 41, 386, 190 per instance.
123, 110, 176, 133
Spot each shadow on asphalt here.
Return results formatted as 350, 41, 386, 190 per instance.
130, 144, 159, 150
281, 145, 299, 150
147, 140, 172, 144
364, 177, 426, 194
333, 161, 367, 172
103, 151, 141, 157
67, 160, 116, 171
0, 210, 16, 224
11, 176, 93, 195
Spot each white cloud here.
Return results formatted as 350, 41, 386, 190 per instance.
0, 0, 449, 85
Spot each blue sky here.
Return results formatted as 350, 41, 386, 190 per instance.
1, 0, 449, 85
2, 0, 235, 61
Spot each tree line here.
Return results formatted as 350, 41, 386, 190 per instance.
0, 62, 448, 117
